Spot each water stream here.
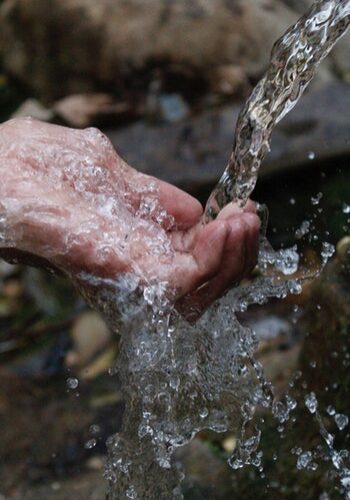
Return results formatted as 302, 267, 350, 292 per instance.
74, 1, 350, 498
205, 0, 350, 219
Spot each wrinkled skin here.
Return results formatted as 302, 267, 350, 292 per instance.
0, 118, 260, 319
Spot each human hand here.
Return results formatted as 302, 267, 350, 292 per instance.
0, 118, 260, 319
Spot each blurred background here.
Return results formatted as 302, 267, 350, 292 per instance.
0, 0, 349, 498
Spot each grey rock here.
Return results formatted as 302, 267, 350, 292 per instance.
210, 64, 249, 96
332, 31, 350, 80
282, 0, 313, 13
53, 93, 131, 128
104, 82, 350, 197
66, 311, 112, 369
11, 98, 54, 122
158, 94, 189, 123
12, 471, 105, 500
0, 260, 17, 280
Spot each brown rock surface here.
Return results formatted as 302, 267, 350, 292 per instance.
0, 0, 298, 101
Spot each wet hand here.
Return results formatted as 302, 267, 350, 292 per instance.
0, 118, 260, 319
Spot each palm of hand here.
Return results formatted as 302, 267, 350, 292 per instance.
0, 118, 260, 319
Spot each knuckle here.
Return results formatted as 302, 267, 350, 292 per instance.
82, 127, 116, 159
84, 127, 110, 148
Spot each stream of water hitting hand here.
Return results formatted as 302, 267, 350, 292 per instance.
204, 0, 350, 222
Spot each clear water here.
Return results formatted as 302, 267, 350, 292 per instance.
76, 1, 349, 498
205, 0, 350, 219
0, 1, 349, 499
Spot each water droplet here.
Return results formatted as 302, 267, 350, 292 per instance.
297, 451, 312, 469
321, 242, 335, 264
305, 392, 318, 414
335, 414, 349, 431
308, 151, 316, 160
85, 438, 97, 449
199, 408, 209, 419
295, 220, 310, 239
311, 192, 323, 205
327, 406, 336, 416
66, 377, 79, 390
286, 396, 297, 411
89, 424, 101, 435
341, 474, 350, 489
126, 486, 137, 499
331, 451, 343, 469
342, 204, 350, 214
274, 246, 299, 275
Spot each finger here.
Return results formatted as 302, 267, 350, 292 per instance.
217, 200, 257, 221
242, 212, 260, 275
177, 213, 260, 321
123, 169, 203, 230
169, 220, 229, 297
156, 178, 203, 229
176, 218, 247, 319
244, 200, 257, 214
171, 200, 258, 254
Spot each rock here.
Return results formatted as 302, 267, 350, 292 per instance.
11, 98, 54, 122
0, 260, 17, 280
332, 31, 350, 81
336, 235, 350, 265
158, 93, 189, 123
146, 91, 190, 123
0, 0, 298, 101
66, 311, 112, 368
53, 93, 133, 128
210, 64, 249, 96
282, 0, 313, 13
12, 471, 105, 500
80, 347, 117, 380
104, 82, 350, 199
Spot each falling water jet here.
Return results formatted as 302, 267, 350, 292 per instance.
204, 0, 350, 221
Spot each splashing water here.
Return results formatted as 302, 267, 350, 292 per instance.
0, 1, 348, 499
204, 0, 350, 220
79, 266, 306, 499
302, 393, 350, 498
76, 1, 349, 498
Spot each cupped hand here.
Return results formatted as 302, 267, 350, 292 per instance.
0, 118, 260, 319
